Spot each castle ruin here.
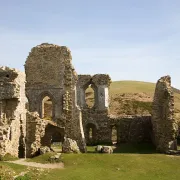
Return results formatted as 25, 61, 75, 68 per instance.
0, 43, 178, 158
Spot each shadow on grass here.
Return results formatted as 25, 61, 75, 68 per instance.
113, 143, 156, 154
87, 143, 157, 154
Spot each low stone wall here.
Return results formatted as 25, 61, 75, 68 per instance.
82, 109, 111, 145
83, 110, 152, 145
110, 115, 152, 143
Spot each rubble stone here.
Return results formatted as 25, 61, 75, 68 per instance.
40, 146, 51, 155
62, 138, 80, 153
102, 146, 113, 154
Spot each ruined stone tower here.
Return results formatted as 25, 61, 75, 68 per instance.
25, 43, 86, 155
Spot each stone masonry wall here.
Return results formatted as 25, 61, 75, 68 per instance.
26, 111, 64, 157
110, 115, 152, 143
25, 43, 86, 153
77, 74, 112, 145
0, 67, 26, 157
151, 76, 178, 152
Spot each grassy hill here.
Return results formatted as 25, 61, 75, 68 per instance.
86, 81, 180, 117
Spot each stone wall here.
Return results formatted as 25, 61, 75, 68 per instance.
77, 74, 152, 145
26, 111, 64, 157
151, 76, 178, 152
110, 115, 152, 143
0, 67, 26, 157
77, 74, 112, 145
25, 43, 86, 153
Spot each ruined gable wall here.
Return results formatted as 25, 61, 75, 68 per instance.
25, 43, 67, 121
25, 43, 86, 153
151, 76, 178, 152
0, 67, 26, 157
77, 74, 112, 145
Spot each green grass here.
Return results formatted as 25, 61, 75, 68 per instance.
2, 144, 180, 180
26, 152, 59, 164
86, 80, 180, 116
0, 153, 18, 162
110, 81, 156, 95
39, 153, 180, 180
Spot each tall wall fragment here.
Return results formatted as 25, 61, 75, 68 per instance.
25, 43, 86, 154
0, 67, 26, 157
77, 74, 112, 145
151, 76, 178, 152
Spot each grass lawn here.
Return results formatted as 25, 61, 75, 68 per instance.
42, 153, 180, 180
2, 144, 180, 180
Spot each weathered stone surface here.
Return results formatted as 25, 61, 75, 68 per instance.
95, 145, 103, 153
77, 74, 112, 145
151, 76, 178, 152
25, 43, 86, 154
26, 111, 64, 158
49, 153, 61, 163
0, 67, 26, 158
102, 146, 113, 154
62, 138, 80, 153
40, 146, 51, 155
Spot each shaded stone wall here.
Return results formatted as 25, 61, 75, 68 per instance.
25, 43, 86, 153
0, 67, 26, 157
151, 76, 178, 152
26, 112, 64, 157
82, 109, 111, 145
110, 115, 152, 143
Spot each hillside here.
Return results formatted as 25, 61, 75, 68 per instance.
86, 81, 180, 117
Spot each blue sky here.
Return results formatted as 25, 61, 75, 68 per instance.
0, 0, 180, 88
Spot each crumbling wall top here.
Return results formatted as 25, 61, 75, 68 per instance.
92, 74, 111, 86
25, 43, 74, 87
77, 75, 92, 88
0, 66, 25, 100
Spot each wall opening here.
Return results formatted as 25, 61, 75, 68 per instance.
85, 85, 95, 108
18, 119, 25, 158
18, 136, 25, 158
86, 123, 97, 145
89, 128, 93, 139
42, 96, 53, 120
111, 126, 117, 144
51, 131, 63, 153
41, 125, 64, 153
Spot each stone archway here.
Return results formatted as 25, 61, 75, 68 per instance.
39, 92, 55, 121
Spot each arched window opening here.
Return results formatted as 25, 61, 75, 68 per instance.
112, 126, 117, 144
89, 128, 93, 139
85, 84, 95, 108
42, 96, 53, 120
